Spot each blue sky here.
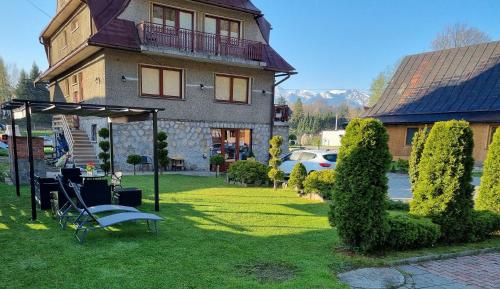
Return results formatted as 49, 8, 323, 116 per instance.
0, 0, 499, 91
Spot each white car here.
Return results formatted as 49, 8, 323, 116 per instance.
280, 149, 337, 177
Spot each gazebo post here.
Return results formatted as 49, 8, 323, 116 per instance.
108, 119, 114, 176
10, 111, 20, 197
25, 102, 37, 221
152, 111, 159, 212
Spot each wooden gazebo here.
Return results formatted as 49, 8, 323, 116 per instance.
1, 99, 165, 220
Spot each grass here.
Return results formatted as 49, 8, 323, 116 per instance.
0, 148, 8, 157
0, 175, 498, 289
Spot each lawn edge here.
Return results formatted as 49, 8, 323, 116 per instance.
387, 247, 500, 265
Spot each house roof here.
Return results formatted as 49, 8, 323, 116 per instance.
364, 41, 500, 124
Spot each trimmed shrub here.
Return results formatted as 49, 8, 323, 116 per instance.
210, 154, 225, 177
330, 118, 392, 252
409, 127, 428, 190
97, 128, 110, 174
228, 160, 269, 185
386, 214, 441, 250
468, 210, 500, 241
475, 128, 500, 213
303, 170, 335, 199
386, 199, 410, 211
157, 131, 169, 171
127, 154, 142, 175
288, 163, 307, 192
410, 120, 474, 243
268, 136, 284, 189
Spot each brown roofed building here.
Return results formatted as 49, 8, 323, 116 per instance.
364, 41, 500, 164
38, 0, 295, 171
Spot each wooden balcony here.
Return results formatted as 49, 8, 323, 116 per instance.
274, 105, 290, 123
137, 21, 265, 62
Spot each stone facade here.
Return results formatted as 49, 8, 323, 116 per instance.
80, 117, 271, 172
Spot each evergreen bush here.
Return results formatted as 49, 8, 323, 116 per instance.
127, 154, 142, 175
468, 210, 500, 241
288, 163, 307, 192
303, 170, 335, 199
386, 214, 441, 250
97, 128, 110, 174
268, 136, 284, 189
227, 160, 269, 185
157, 131, 169, 171
386, 199, 410, 211
410, 120, 474, 243
475, 129, 500, 213
409, 127, 428, 190
329, 118, 392, 252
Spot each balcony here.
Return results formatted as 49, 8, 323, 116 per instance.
137, 21, 265, 63
274, 105, 290, 123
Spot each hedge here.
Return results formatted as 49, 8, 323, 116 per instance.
409, 127, 428, 190
330, 118, 392, 252
386, 213, 441, 250
475, 128, 500, 213
228, 160, 269, 185
288, 163, 307, 192
468, 210, 500, 241
410, 120, 474, 243
303, 170, 335, 199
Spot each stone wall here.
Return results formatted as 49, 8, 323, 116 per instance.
8, 136, 46, 184
80, 118, 271, 172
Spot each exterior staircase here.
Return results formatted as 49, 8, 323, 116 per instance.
53, 115, 99, 167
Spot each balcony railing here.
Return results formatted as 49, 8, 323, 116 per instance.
274, 105, 290, 122
137, 21, 265, 62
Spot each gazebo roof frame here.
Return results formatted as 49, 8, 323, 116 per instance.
1, 99, 164, 221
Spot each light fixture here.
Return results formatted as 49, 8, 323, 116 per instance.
121, 75, 127, 82
200, 84, 205, 90
262, 90, 266, 94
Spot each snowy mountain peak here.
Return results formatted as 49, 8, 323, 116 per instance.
276, 87, 369, 108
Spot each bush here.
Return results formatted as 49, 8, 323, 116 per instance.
386, 214, 441, 250
468, 211, 500, 241
475, 128, 500, 213
288, 163, 307, 192
410, 120, 474, 243
303, 170, 335, 199
409, 127, 428, 190
228, 160, 269, 185
386, 199, 410, 211
330, 118, 392, 252
98, 128, 109, 138
127, 154, 142, 175
389, 159, 409, 173
157, 131, 169, 171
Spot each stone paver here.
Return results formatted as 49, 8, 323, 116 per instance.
339, 253, 500, 289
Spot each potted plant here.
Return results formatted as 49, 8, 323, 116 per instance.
210, 154, 225, 177
85, 162, 96, 176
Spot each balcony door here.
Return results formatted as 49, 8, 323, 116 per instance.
211, 128, 252, 171
204, 16, 241, 56
152, 4, 194, 50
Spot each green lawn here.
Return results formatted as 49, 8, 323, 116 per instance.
0, 175, 498, 289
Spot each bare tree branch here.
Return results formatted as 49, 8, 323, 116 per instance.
431, 23, 491, 50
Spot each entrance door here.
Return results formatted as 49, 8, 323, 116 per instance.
210, 128, 252, 171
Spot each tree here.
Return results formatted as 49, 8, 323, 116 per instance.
408, 127, 428, 191
98, 128, 111, 174
0, 57, 12, 103
290, 98, 304, 129
367, 72, 388, 107
275, 95, 287, 105
410, 120, 474, 243
127, 154, 142, 175
431, 23, 491, 50
210, 154, 224, 177
157, 131, 169, 172
475, 129, 500, 213
288, 163, 307, 193
268, 136, 284, 190
330, 118, 391, 252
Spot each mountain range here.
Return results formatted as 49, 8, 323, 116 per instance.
275, 87, 370, 108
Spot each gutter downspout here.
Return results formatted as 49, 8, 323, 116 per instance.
269, 72, 295, 145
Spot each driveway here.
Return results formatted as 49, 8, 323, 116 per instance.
387, 173, 481, 200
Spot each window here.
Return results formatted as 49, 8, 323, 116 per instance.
140, 65, 183, 98
405, 127, 419, 146
323, 154, 338, 162
204, 16, 240, 39
210, 128, 252, 163
152, 4, 193, 30
215, 74, 249, 103
489, 126, 498, 145
90, 124, 97, 142
300, 152, 316, 161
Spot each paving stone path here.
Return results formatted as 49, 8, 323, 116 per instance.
338, 252, 500, 289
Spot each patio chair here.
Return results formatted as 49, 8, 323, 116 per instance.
56, 176, 140, 229
69, 180, 163, 243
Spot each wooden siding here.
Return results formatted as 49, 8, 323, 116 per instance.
49, 6, 92, 65
386, 123, 498, 164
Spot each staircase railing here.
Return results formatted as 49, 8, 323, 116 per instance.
61, 115, 74, 156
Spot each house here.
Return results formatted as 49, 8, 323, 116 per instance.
37, 0, 295, 170
364, 41, 500, 164
321, 130, 345, 147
